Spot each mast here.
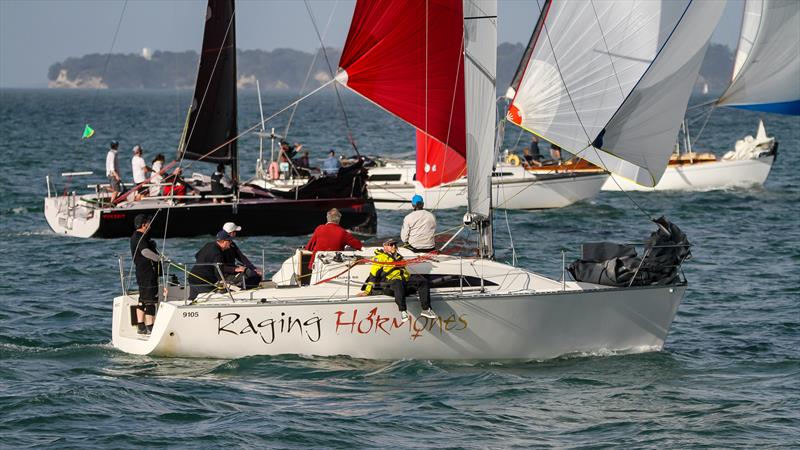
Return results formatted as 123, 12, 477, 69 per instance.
178, 0, 239, 182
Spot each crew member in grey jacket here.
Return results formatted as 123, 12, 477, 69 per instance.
401, 195, 437, 253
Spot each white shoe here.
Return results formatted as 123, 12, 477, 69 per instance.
400, 311, 409, 323
420, 308, 437, 319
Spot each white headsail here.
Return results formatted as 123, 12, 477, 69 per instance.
464, 0, 497, 217
507, 0, 726, 187
717, 0, 800, 115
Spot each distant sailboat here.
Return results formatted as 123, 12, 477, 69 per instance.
43, 0, 376, 238
603, 0, 796, 191
112, 0, 715, 360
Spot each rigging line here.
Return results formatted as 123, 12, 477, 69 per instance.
590, 147, 653, 222
162, 7, 237, 251
181, 80, 336, 171
177, 8, 236, 171
688, 103, 717, 148
430, 21, 467, 213
588, 0, 625, 99
303, 0, 360, 156
78, 0, 127, 147
285, 0, 339, 138
537, 0, 594, 144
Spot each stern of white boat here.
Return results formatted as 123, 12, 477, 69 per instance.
44, 195, 101, 238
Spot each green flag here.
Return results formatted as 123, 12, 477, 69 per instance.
82, 124, 95, 139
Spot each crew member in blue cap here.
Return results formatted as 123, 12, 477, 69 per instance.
188, 230, 245, 300
401, 194, 437, 252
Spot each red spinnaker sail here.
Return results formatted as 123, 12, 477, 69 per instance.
415, 129, 466, 188
339, 0, 467, 167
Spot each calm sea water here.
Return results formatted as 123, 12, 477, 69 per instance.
0, 89, 798, 448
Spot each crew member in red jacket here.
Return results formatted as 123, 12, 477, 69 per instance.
305, 208, 363, 266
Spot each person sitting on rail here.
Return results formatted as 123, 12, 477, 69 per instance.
401, 195, 437, 253
357, 238, 436, 323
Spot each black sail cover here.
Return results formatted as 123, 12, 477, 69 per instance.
568, 217, 691, 287
179, 0, 238, 180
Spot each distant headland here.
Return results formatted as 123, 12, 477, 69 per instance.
48, 43, 733, 94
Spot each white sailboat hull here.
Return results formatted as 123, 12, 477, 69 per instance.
44, 195, 102, 238
112, 285, 684, 360
112, 250, 685, 361
367, 163, 607, 210
601, 154, 775, 192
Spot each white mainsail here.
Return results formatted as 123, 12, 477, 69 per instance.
717, 0, 800, 114
464, 0, 497, 217
507, 0, 726, 187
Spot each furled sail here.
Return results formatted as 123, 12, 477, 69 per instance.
178, 0, 238, 177
507, 1, 725, 187
717, 0, 800, 115
338, 0, 496, 216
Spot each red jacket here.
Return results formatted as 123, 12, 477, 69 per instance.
305, 223, 363, 266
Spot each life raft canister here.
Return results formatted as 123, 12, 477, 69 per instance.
268, 161, 280, 180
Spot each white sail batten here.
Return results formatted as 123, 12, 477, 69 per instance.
464, 0, 497, 217
718, 0, 800, 114
508, 0, 725, 187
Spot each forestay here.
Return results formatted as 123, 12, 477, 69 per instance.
717, 0, 800, 115
507, 0, 725, 187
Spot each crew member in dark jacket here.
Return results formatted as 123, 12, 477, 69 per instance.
188, 230, 244, 299
220, 222, 262, 288
130, 214, 160, 334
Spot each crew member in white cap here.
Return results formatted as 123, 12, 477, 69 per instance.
221, 222, 262, 288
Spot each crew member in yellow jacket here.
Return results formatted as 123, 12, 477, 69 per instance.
358, 238, 437, 323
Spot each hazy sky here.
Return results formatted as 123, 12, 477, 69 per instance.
0, 0, 743, 88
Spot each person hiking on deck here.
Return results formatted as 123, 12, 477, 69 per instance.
130, 214, 160, 335
305, 208, 363, 267
401, 195, 437, 253
358, 238, 436, 323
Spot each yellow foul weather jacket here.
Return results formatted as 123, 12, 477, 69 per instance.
362, 249, 409, 295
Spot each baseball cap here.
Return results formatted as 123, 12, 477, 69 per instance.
216, 230, 232, 241
383, 238, 398, 246
411, 194, 424, 206
223, 222, 242, 233
134, 214, 152, 228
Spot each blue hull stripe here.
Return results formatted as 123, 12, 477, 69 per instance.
729, 100, 800, 115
